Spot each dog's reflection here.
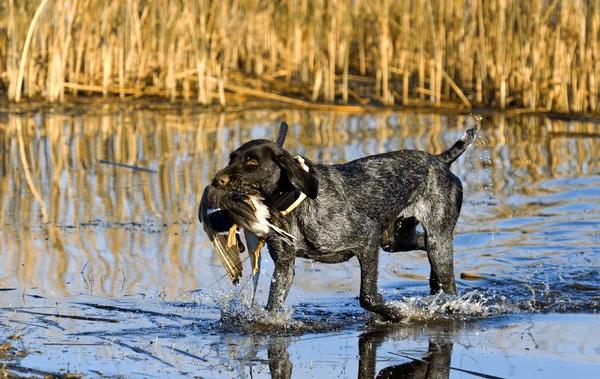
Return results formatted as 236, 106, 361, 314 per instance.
266, 338, 293, 379
358, 330, 452, 379
264, 330, 453, 379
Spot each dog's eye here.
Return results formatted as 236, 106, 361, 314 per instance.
245, 157, 259, 166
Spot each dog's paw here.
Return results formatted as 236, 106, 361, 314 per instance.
380, 312, 403, 323
375, 303, 405, 323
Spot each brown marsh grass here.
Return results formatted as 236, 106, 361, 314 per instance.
1, 0, 599, 113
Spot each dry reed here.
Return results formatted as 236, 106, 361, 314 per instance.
1, 0, 599, 113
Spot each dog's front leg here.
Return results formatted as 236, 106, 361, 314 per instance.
357, 248, 385, 312
266, 239, 295, 311
357, 242, 401, 321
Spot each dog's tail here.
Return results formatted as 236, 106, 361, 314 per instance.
438, 128, 476, 165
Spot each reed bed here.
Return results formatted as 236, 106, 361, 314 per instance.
1, 0, 599, 113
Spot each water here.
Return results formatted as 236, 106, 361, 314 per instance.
0, 103, 598, 377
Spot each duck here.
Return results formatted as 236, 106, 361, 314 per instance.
199, 185, 294, 293
198, 122, 290, 299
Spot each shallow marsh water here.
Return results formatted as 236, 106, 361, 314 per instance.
0, 104, 598, 377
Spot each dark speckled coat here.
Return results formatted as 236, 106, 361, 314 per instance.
211, 128, 475, 321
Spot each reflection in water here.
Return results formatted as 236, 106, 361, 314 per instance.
267, 339, 293, 379
359, 331, 452, 379
2, 288, 597, 378
261, 326, 455, 379
379, 342, 452, 379
0, 105, 598, 304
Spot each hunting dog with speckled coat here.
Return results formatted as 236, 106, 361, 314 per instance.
208, 128, 475, 321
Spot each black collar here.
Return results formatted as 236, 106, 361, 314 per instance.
266, 187, 303, 213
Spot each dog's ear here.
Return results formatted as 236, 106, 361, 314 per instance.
274, 151, 318, 199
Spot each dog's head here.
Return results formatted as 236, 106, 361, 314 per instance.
212, 139, 318, 201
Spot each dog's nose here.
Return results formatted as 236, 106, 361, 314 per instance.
215, 173, 229, 187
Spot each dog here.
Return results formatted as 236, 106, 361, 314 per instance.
206, 126, 475, 321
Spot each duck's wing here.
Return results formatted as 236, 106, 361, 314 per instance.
210, 232, 243, 285
221, 193, 261, 229
199, 186, 243, 285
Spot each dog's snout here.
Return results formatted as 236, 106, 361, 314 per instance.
213, 173, 230, 188
214, 173, 230, 187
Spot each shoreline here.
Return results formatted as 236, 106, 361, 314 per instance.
1, 97, 600, 123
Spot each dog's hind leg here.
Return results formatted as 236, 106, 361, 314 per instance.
419, 177, 462, 295
423, 229, 457, 295
266, 239, 296, 311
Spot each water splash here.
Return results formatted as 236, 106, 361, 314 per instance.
385, 290, 513, 323
200, 289, 317, 334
